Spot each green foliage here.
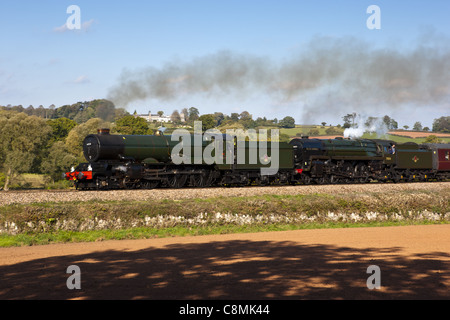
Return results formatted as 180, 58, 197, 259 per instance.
114, 115, 153, 135
41, 141, 78, 182
424, 135, 443, 144
325, 126, 344, 135
188, 107, 200, 121
308, 128, 320, 136
47, 118, 77, 142
278, 133, 292, 142
279, 116, 295, 128
0, 112, 52, 190
413, 121, 423, 131
432, 116, 450, 133
198, 114, 217, 131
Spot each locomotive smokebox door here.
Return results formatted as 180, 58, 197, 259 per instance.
84, 135, 100, 161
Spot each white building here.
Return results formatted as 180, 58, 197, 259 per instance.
136, 111, 185, 123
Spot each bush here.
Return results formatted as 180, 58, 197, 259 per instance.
308, 129, 320, 136
325, 126, 343, 135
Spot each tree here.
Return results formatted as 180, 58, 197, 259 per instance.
213, 112, 225, 126
40, 141, 78, 182
25, 105, 34, 116
188, 107, 199, 121
413, 121, 423, 131
73, 104, 95, 124
114, 108, 129, 120
52, 100, 117, 123
171, 110, 181, 124
48, 104, 56, 119
47, 118, 77, 142
93, 99, 116, 122
157, 111, 164, 117
364, 117, 378, 127
279, 116, 296, 128
389, 119, 398, 130
342, 113, 357, 128
403, 125, 409, 130
381, 115, 398, 130
230, 113, 240, 122
115, 115, 152, 135
181, 108, 189, 122
321, 122, 327, 127
239, 111, 252, 120
198, 114, 216, 131
0, 112, 52, 190
432, 116, 450, 133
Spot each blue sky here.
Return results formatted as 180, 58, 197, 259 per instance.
1, 1, 449, 127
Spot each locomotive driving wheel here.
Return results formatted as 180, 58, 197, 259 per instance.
191, 169, 213, 188
122, 178, 137, 189
355, 163, 369, 183
167, 174, 188, 188
255, 175, 270, 186
341, 162, 355, 182
141, 179, 160, 189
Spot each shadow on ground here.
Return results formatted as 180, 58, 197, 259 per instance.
1, 240, 448, 300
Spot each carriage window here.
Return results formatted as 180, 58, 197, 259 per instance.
446, 151, 449, 161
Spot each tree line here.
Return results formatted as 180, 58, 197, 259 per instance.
341, 113, 449, 133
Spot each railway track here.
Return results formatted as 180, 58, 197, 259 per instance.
0, 181, 448, 206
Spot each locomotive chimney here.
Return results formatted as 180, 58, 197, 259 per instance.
98, 128, 110, 135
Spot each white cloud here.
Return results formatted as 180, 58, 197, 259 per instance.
53, 19, 96, 33
73, 75, 90, 84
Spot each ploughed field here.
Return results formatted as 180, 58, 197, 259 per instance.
1, 182, 448, 206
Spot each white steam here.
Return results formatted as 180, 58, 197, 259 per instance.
343, 116, 389, 139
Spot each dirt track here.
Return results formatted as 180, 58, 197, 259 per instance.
0, 224, 449, 300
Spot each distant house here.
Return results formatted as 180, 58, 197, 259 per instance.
135, 111, 185, 123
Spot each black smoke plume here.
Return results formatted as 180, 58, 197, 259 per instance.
108, 34, 450, 122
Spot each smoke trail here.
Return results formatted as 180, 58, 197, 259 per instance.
107, 34, 450, 121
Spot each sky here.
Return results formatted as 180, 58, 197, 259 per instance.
0, 0, 449, 128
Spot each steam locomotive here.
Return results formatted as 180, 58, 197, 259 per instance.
65, 128, 450, 190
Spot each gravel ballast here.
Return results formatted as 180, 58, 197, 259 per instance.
1, 182, 449, 206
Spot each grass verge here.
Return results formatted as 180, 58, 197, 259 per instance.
1, 220, 448, 248
0, 190, 448, 247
